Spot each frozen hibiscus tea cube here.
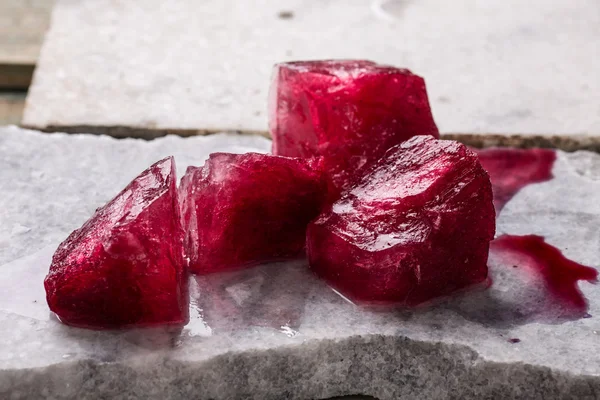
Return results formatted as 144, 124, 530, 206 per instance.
44, 157, 188, 329
306, 136, 495, 305
180, 153, 327, 274
269, 60, 439, 192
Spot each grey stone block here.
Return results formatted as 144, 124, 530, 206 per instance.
1, 127, 599, 399
23, 0, 600, 149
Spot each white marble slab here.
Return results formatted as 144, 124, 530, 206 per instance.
23, 0, 600, 147
1, 126, 599, 399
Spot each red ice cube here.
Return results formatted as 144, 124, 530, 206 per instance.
306, 136, 495, 305
44, 157, 188, 329
180, 152, 327, 274
269, 60, 439, 192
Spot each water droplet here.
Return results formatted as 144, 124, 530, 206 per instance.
508, 338, 521, 344
371, 0, 409, 21
280, 323, 299, 338
11, 224, 31, 235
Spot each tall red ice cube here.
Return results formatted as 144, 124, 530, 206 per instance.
269, 60, 439, 192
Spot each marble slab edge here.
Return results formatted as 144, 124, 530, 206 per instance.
2, 126, 600, 400
3, 334, 599, 400
17, 124, 600, 152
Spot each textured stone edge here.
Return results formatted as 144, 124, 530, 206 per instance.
2, 334, 598, 400
442, 133, 600, 152
20, 124, 272, 140
19, 124, 600, 152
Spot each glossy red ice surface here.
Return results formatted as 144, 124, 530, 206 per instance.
44, 157, 188, 329
307, 136, 496, 305
269, 60, 439, 193
475, 148, 556, 213
180, 152, 327, 274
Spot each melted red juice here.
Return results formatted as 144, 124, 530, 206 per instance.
475, 147, 556, 213
477, 147, 598, 315
491, 234, 598, 312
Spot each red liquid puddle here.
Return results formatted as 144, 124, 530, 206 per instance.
475, 148, 556, 213
477, 148, 598, 318
491, 235, 598, 312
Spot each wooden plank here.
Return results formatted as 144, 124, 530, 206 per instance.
0, 92, 27, 125
0, 0, 54, 88
0, 64, 35, 89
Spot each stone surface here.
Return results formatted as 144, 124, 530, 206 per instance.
45, 157, 188, 329
180, 152, 327, 274
270, 60, 438, 191
307, 136, 495, 305
1, 127, 600, 399
23, 0, 600, 148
